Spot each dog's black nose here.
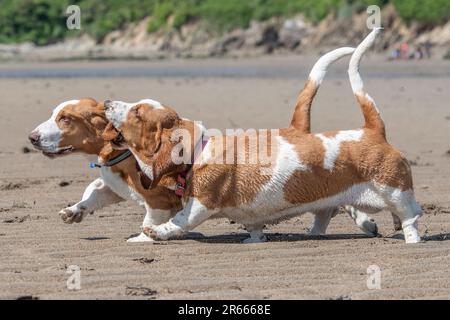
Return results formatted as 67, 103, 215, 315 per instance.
104, 100, 112, 108
28, 131, 40, 145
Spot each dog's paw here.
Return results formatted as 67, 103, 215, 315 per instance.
127, 232, 154, 243
59, 208, 85, 224
360, 218, 379, 237
143, 226, 166, 240
393, 219, 402, 231
308, 228, 325, 236
243, 234, 267, 244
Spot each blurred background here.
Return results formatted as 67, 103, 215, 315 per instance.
0, 0, 449, 61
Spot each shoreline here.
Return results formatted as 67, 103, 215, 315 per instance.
1, 54, 449, 79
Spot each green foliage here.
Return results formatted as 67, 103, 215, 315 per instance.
78, 0, 155, 41
0, 0, 71, 45
392, 0, 450, 24
0, 0, 448, 46
147, 1, 176, 33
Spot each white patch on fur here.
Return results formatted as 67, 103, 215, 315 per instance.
316, 130, 363, 171
234, 182, 387, 227
130, 149, 154, 181
32, 99, 79, 152
309, 47, 355, 85
251, 136, 308, 209
105, 99, 164, 129
105, 101, 133, 129
100, 165, 145, 205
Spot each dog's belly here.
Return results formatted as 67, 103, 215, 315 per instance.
100, 167, 145, 206
215, 181, 386, 226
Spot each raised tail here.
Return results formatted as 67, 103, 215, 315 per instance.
348, 28, 386, 137
290, 47, 355, 133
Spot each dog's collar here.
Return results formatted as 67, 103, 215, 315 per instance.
89, 150, 132, 169
175, 136, 209, 197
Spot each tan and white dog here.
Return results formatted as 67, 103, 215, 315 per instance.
28, 98, 182, 242
104, 28, 420, 243
28, 45, 377, 241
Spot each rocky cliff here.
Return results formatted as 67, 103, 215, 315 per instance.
1, 5, 449, 61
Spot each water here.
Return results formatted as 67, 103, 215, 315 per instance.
0, 61, 448, 79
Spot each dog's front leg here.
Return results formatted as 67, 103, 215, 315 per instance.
143, 198, 214, 241
127, 206, 173, 243
60, 178, 123, 224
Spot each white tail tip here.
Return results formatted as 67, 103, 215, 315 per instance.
309, 47, 355, 86
348, 28, 383, 94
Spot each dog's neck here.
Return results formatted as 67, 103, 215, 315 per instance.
173, 118, 206, 173
98, 143, 126, 163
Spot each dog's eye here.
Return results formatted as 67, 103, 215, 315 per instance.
59, 116, 71, 125
133, 108, 141, 120
113, 133, 124, 144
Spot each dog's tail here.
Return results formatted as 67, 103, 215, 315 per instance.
348, 28, 386, 138
290, 47, 355, 133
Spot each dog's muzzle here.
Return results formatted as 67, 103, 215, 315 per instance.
28, 131, 40, 146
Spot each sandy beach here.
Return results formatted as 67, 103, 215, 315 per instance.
0, 55, 449, 299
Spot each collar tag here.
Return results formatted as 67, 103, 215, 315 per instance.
175, 174, 186, 197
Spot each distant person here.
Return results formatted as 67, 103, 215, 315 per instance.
400, 42, 409, 59
389, 43, 401, 60
414, 46, 424, 60
423, 41, 432, 58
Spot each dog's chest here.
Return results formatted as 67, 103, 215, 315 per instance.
100, 166, 145, 205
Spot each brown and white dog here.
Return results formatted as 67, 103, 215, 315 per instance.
28, 98, 182, 242
104, 28, 421, 243
28, 45, 377, 241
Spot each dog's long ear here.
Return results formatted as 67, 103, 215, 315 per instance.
146, 121, 163, 156
102, 122, 120, 141
137, 109, 181, 189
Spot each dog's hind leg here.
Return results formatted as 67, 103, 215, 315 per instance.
345, 206, 379, 237
243, 225, 267, 243
386, 191, 422, 243
60, 178, 123, 224
309, 208, 338, 235
310, 207, 378, 237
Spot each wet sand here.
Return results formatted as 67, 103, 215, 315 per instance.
0, 55, 449, 299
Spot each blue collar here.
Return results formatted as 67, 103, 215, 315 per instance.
89, 150, 132, 169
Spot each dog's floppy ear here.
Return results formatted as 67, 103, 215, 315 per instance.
146, 121, 163, 156
137, 110, 181, 190
90, 115, 108, 130
102, 122, 120, 141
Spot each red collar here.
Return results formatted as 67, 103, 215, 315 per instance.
175, 136, 209, 197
